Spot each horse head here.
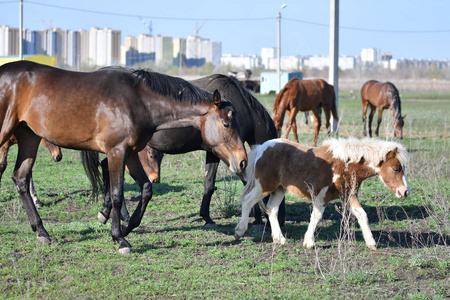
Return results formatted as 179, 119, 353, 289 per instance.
377, 148, 410, 198
202, 90, 247, 174
393, 114, 405, 139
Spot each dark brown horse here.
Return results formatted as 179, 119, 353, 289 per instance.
0, 136, 62, 208
272, 78, 339, 146
0, 61, 247, 254
98, 74, 285, 228
361, 80, 406, 138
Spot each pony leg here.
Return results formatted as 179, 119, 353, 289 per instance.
200, 152, 220, 226
235, 184, 264, 239
303, 188, 327, 248
260, 188, 286, 245
121, 152, 153, 237
349, 195, 376, 250
12, 126, 50, 243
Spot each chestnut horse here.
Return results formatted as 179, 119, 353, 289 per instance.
361, 80, 406, 138
97, 74, 284, 228
272, 78, 339, 146
235, 137, 410, 250
0, 136, 62, 208
0, 61, 247, 254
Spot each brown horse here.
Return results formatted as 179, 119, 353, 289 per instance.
0, 136, 62, 208
361, 80, 406, 138
0, 61, 247, 254
235, 137, 410, 250
272, 78, 339, 146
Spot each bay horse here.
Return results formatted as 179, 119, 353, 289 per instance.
0, 61, 247, 254
97, 74, 285, 228
361, 80, 406, 139
272, 78, 339, 146
0, 136, 62, 208
235, 137, 410, 250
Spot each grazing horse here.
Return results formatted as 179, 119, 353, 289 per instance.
0, 136, 62, 208
361, 80, 406, 138
235, 137, 410, 250
97, 74, 285, 227
0, 61, 247, 254
272, 78, 339, 146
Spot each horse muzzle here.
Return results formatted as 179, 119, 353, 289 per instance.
396, 186, 410, 198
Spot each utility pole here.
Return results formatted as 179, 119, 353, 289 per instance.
19, 0, 23, 60
329, 0, 339, 132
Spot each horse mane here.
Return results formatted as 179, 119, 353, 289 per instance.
131, 69, 213, 105
386, 82, 402, 118
324, 137, 409, 168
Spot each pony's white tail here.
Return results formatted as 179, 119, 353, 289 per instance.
238, 145, 260, 203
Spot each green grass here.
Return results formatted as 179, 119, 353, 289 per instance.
0, 90, 449, 299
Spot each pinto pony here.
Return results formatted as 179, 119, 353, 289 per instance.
361, 80, 406, 139
0, 61, 247, 254
272, 78, 339, 146
235, 137, 410, 250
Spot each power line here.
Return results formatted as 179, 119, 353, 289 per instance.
5, 1, 449, 34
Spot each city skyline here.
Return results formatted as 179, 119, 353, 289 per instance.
0, 0, 449, 61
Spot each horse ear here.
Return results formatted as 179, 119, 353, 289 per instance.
387, 148, 398, 160
213, 89, 221, 107
402, 114, 407, 119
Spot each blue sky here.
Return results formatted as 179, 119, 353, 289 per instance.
1, 0, 449, 60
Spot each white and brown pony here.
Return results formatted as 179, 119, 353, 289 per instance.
235, 137, 410, 250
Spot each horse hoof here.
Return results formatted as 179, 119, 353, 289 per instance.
34, 200, 43, 208
203, 222, 218, 229
37, 236, 51, 244
234, 233, 242, 241
118, 247, 133, 254
368, 245, 377, 251
97, 212, 108, 224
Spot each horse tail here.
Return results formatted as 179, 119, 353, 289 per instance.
81, 150, 103, 201
238, 145, 259, 203
272, 87, 290, 135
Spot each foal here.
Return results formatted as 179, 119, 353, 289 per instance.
235, 137, 410, 250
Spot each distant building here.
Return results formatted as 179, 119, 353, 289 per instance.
186, 35, 221, 68
361, 48, 381, 64
221, 54, 260, 69
303, 55, 355, 70
261, 47, 276, 69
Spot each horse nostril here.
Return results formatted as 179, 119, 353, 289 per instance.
152, 179, 160, 183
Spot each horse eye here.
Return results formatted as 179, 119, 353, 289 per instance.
223, 122, 230, 129
392, 167, 402, 173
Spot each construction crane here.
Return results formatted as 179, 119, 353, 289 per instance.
140, 18, 152, 35
194, 19, 208, 36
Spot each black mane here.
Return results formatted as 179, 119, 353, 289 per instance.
132, 69, 213, 105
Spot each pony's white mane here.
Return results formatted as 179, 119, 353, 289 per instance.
323, 137, 409, 168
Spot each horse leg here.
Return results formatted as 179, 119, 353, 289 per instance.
260, 188, 286, 245
29, 177, 43, 208
368, 104, 376, 137
12, 126, 50, 243
98, 158, 130, 224
121, 152, 153, 237
0, 139, 12, 186
235, 184, 264, 239
105, 148, 133, 254
284, 108, 298, 142
362, 100, 368, 136
199, 152, 220, 226
375, 108, 383, 137
323, 107, 332, 137
349, 195, 376, 250
291, 116, 299, 143
303, 188, 327, 248
311, 107, 322, 146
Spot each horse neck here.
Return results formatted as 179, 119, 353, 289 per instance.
153, 102, 206, 131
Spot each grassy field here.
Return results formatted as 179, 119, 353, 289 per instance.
0, 90, 449, 299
